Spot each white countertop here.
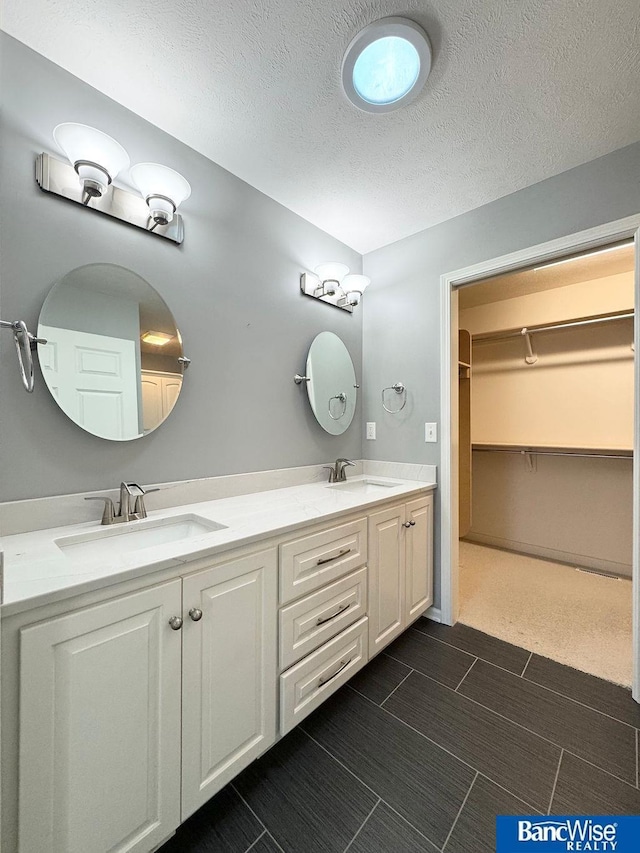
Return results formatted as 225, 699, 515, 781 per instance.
0, 475, 435, 617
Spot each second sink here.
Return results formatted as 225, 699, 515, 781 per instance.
326, 478, 402, 494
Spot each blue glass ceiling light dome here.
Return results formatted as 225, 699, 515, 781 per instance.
342, 18, 432, 113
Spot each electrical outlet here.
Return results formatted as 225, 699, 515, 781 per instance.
366, 422, 376, 440
425, 422, 437, 442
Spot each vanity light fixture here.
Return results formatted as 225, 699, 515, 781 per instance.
130, 163, 192, 227
300, 265, 371, 313
141, 331, 175, 346
35, 123, 189, 244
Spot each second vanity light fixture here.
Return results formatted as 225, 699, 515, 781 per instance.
300, 264, 371, 313
36, 123, 191, 244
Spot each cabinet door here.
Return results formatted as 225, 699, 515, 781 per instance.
181, 550, 277, 819
141, 373, 164, 432
18, 580, 182, 853
162, 374, 183, 417
404, 495, 434, 623
368, 503, 406, 656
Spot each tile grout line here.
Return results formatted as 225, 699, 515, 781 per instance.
415, 625, 637, 729
341, 685, 541, 814
547, 750, 564, 815
232, 784, 286, 853
521, 651, 534, 678
428, 644, 639, 732
243, 830, 267, 853
454, 657, 478, 692
381, 668, 639, 793
342, 797, 381, 853
441, 771, 479, 852
380, 669, 414, 707
411, 625, 528, 675
300, 726, 447, 849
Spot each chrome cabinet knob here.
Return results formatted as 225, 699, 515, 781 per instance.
189, 607, 203, 622
409, 520, 416, 526
403, 521, 412, 528
168, 616, 183, 631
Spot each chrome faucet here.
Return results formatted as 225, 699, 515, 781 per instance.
324, 458, 356, 483
85, 482, 159, 525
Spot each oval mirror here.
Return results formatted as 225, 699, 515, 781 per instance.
305, 332, 358, 435
38, 263, 185, 441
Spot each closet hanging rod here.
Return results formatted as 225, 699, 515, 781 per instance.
473, 311, 634, 343
473, 447, 632, 460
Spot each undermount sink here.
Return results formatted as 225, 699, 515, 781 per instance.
326, 478, 402, 494
55, 514, 227, 561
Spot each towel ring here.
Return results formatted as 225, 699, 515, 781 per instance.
328, 392, 347, 420
0, 318, 47, 393
382, 382, 406, 414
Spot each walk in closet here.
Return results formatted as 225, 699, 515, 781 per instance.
456, 241, 635, 685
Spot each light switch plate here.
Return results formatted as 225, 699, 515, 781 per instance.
425, 422, 437, 442
366, 422, 376, 440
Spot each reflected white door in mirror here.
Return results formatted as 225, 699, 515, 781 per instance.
37, 263, 189, 441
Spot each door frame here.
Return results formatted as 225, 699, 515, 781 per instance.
439, 213, 640, 700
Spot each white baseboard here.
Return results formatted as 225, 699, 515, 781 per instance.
464, 533, 632, 578
425, 605, 442, 622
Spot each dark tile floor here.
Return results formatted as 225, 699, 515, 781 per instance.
159, 619, 640, 853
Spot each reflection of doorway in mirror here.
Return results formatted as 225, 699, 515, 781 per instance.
141, 370, 183, 433
39, 326, 139, 440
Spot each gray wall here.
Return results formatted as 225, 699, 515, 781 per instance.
0, 34, 363, 501
362, 141, 640, 607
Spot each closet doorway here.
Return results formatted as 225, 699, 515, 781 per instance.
439, 214, 640, 698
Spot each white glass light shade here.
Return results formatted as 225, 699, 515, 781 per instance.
53, 123, 130, 195
314, 262, 350, 284
130, 163, 191, 225
342, 274, 371, 295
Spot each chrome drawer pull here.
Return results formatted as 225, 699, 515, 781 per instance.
318, 658, 352, 687
316, 547, 352, 566
316, 602, 350, 625
168, 616, 183, 631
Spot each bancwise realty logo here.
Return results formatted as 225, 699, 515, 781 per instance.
496, 816, 640, 852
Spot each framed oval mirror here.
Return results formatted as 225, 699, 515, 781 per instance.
305, 332, 358, 435
38, 263, 185, 441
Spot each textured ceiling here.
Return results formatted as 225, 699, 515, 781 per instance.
3, 0, 640, 253
459, 243, 635, 309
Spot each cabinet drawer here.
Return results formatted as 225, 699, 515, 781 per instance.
280, 617, 368, 735
279, 567, 368, 671
279, 517, 367, 604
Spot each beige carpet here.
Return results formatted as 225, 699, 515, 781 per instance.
459, 541, 633, 686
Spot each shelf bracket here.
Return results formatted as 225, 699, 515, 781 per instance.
521, 328, 538, 365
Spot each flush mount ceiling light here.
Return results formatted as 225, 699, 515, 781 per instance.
35, 123, 189, 244
300, 265, 371, 312
130, 163, 192, 227
342, 17, 432, 113
141, 331, 175, 346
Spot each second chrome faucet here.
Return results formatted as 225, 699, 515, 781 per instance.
324, 458, 355, 483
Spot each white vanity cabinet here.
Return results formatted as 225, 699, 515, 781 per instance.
8, 548, 278, 853
2, 482, 435, 853
181, 550, 277, 818
17, 580, 183, 853
368, 494, 434, 656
